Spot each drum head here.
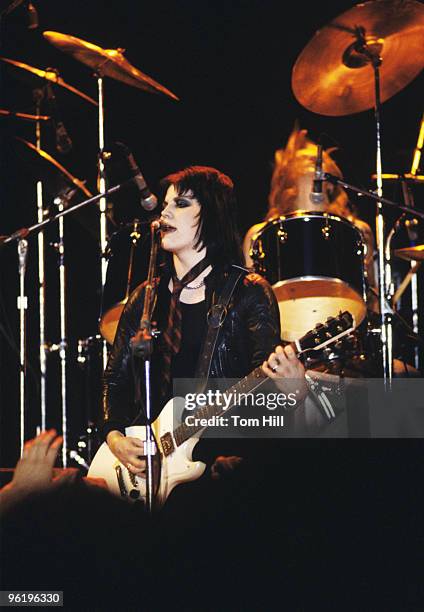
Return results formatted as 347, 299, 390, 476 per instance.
274, 278, 366, 341
99, 300, 127, 346
251, 212, 367, 340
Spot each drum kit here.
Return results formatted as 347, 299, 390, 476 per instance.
1, 0, 423, 460
251, 0, 424, 378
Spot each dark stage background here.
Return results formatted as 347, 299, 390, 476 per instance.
1, 1, 423, 466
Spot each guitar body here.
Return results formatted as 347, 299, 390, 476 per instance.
89, 312, 354, 509
88, 397, 206, 508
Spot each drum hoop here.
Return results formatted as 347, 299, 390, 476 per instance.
273, 275, 357, 287
254, 211, 363, 240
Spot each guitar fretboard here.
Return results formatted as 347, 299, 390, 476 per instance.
173, 366, 274, 446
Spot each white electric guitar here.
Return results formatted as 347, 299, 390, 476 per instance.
88, 311, 354, 508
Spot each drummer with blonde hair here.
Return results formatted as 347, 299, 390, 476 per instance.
243, 125, 376, 291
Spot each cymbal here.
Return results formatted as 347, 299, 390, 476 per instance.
43, 31, 179, 101
393, 245, 424, 261
292, 0, 424, 116
16, 137, 93, 198
0, 109, 50, 122
0, 57, 98, 106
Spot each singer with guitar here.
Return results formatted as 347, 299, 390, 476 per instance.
101, 165, 307, 508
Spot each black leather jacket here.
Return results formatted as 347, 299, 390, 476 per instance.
101, 264, 281, 439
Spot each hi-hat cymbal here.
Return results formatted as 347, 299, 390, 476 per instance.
393, 245, 424, 261
43, 31, 179, 101
0, 57, 98, 106
292, 0, 424, 116
16, 137, 93, 198
0, 109, 50, 122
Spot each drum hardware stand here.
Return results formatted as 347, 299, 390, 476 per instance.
95, 74, 111, 373
385, 180, 421, 371
47, 191, 69, 466
130, 220, 161, 513
320, 170, 424, 379
17, 238, 28, 457
76, 334, 103, 464
334, 24, 418, 383
405, 113, 424, 371
33, 86, 49, 433
0, 181, 132, 459
348, 29, 391, 383
379, 111, 424, 371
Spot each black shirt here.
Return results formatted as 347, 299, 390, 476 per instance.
171, 299, 207, 380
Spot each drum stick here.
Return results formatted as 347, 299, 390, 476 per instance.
392, 261, 422, 305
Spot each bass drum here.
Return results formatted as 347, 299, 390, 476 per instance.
251, 211, 367, 341
100, 220, 151, 345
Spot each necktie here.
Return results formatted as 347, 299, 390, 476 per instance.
162, 257, 211, 392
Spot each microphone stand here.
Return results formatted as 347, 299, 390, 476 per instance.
321, 174, 424, 221
1, 184, 124, 247
129, 221, 161, 513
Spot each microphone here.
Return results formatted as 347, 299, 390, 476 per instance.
125, 149, 158, 211
310, 144, 325, 204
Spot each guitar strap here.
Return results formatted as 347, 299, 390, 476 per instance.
194, 265, 246, 391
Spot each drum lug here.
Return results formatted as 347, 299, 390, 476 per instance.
277, 229, 288, 243
321, 224, 331, 240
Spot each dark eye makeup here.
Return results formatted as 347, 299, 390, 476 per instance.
175, 197, 192, 208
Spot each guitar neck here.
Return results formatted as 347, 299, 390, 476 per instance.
173, 341, 299, 446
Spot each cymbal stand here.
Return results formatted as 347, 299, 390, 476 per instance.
17, 238, 28, 456
408, 113, 424, 370
96, 74, 109, 372
400, 182, 420, 371
383, 113, 423, 371
51, 192, 69, 467
350, 27, 392, 383
33, 87, 48, 432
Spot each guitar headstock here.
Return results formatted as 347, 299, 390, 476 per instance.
297, 311, 355, 354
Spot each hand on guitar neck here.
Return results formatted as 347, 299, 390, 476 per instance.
106, 431, 146, 475
262, 344, 308, 401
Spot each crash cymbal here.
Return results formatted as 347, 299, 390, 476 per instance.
43, 31, 179, 101
393, 245, 424, 261
16, 137, 93, 198
292, 0, 424, 116
0, 108, 50, 121
0, 57, 98, 106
